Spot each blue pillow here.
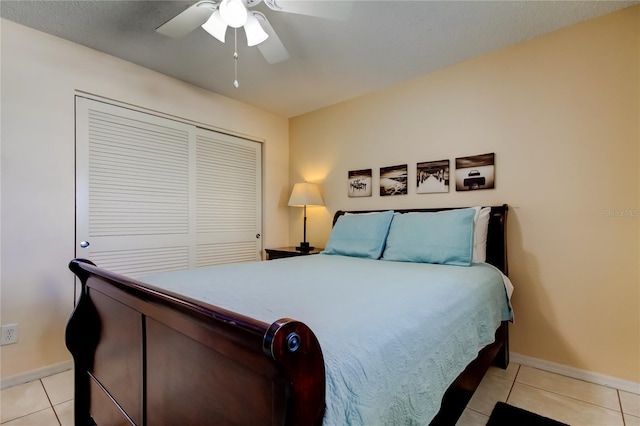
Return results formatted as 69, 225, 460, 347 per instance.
382, 208, 476, 266
322, 210, 394, 259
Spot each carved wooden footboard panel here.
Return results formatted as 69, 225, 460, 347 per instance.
65, 259, 325, 426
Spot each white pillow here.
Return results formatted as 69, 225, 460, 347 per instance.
472, 207, 491, 263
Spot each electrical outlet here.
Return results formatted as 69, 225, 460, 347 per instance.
1, 324, 19, 345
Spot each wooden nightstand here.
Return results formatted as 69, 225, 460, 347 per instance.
265, 246, 324, 260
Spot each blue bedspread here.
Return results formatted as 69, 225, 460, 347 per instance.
142, 254, 512, 425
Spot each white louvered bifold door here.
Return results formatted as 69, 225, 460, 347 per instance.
195, 129, 262, 267
76, 97, 262, 278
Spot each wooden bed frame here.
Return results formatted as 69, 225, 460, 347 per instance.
66, 205, 509, 426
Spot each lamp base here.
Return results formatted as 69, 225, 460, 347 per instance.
296, 242, 314, 252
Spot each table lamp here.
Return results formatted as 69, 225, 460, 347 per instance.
288, 182, 324, 252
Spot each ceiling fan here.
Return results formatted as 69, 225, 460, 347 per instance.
156, 0, 351, 66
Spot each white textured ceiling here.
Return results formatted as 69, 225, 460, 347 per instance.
1, 1, 636, 117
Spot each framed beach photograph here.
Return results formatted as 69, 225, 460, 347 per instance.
379, 164, 408, 196
455, 153, 495, 191
348, 169, 372, 197
417, 160, 450, 194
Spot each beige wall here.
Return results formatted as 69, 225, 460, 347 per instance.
0, 19, 290, 379
290, 7, 639, 383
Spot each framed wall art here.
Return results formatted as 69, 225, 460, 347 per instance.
455, 153, 495, 191
380, 164, 407, 196
417, 160, 450, 194
348, 169, 372, 197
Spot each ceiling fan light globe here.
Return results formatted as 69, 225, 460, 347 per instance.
219, 0, 248, 28
244, 13, 269, 46
201, 10, 227, 42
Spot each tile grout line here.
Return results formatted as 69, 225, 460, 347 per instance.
463, 406, 490, 419
39, 379, 62, 426
1, 408, 54, 425
0, 404, 57, 425
503, 364, 520, 405
617, 390, 627, 426
511, 365, 632, 415
514, 380, 627, 418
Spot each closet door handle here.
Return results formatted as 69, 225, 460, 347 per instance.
80, 241, 90, 248
256, 234, 261, 239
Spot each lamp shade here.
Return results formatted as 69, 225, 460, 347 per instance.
201, 10, 227, 42
288, 183, 324, 207
244, 12, 269, 47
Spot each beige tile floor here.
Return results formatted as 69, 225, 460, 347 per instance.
457, 363, 640, 426
1, 370, 73, 426
1, 364, 638, 425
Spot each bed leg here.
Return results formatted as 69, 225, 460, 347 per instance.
66, 259, 101, 426
494, 321, 510, 369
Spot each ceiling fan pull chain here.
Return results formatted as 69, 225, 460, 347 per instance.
233, 28, 239, 88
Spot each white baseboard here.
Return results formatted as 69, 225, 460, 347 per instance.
0, 360, 73, 390
511, 352, 640, 395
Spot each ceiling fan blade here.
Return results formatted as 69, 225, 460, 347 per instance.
253, 12, 289, 64
263, 0, 352, 20
156, 1, 217, 37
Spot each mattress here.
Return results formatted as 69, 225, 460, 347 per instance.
142, 254, 512, 425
